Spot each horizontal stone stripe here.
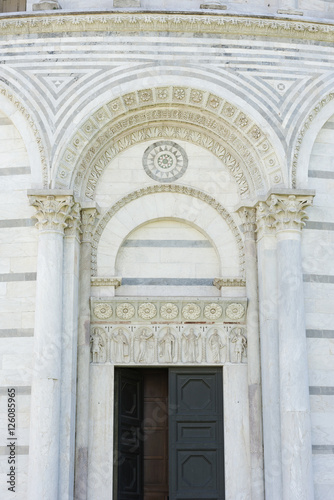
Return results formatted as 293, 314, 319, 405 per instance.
309, 387, 334, 395
312, 445, 334, 454
303, 274, 334, 284
308, 170, 334, 179
0, 386, 31, 395
0, 218, 34, 228
0, 445, 28, 456
0, 329, 34, 338
0, 166, 31, 176
122, 240, 212, 248
306, 329, 334, 338
121, 278, 213, 286
0, 272, 37, 282
305, 221, 334, 231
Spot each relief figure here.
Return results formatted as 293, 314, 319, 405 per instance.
112, 328, 129, 362
183, 328, 200, 363
159, 327, 176, 363
209, 329, 225, 363
90, 328, 105, 363
231, 327, 247, 363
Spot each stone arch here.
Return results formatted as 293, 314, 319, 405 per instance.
292, 91, 334, 188
92, 184, 244, 278
55, 86, 285, 199
0, 84, 49, 187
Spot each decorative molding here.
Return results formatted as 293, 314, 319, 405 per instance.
213, 278, 246, 289
55, 86, 282, 197
0, 85, 48, 188
91, 297, 247, 325
91, 184, 245, 276
28, 193, 74, 234
291, 92, 334, 188
142, 140, 188, 183
0, 13, 334, 43
91, 277, 122, 287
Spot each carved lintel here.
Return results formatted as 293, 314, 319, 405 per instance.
213, 278, 246, 289
91, 277, 122, 288
81, 205, 100, 243
28, 192, 74, 234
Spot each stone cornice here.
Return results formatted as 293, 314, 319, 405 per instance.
0, 12, 334, 43
213, 278, 246, 289
91, 277, 122, 288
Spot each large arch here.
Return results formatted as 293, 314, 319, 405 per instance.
54, 86, 286, 199
92, 184, 244, 278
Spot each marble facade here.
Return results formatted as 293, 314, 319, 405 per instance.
0, 4, 334, 500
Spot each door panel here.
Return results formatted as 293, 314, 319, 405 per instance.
116, 369, 143, 500
169, 368, 224, 500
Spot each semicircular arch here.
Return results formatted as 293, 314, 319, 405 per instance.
56, 86, 285, 199
92, 184, 244, 279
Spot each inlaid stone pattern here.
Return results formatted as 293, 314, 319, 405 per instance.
91, 298, 247, 324
142, 141, 188, 183
89, 324, 247, 366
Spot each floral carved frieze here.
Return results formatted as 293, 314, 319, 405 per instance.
91, 298, 247, 324
90, 324, 247, 366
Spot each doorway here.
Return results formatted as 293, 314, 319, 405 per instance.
114, 367, 224, 500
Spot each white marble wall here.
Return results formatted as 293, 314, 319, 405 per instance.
303, 113, 334, 500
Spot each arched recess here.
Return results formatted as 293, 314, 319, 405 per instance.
92, 185, 244, 279
55, 86, 286, 199
0, 84, 49, 187
292, 91, 334, 188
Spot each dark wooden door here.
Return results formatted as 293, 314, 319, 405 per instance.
169, 368, 224, 500
143, 369, 169, 500
115, 369, 143, 500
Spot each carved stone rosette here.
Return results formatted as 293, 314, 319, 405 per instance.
90, 298, 248, 366
28, 193, 74, 234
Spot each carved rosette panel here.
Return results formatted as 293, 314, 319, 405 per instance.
90, 298, 247, 366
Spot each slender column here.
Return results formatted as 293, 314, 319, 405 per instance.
74, 205, 99, 500
27, 191, 74, 500
238, 207, 264, 500
256, 201, 283, 500
270, 193, 314, 500
59, 203, 81, 500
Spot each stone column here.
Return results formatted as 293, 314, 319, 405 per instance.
27, 191, 74, 500
270, 193, 314, 500
74, 205, 99, 500
255, 201, 283, 500
238, 207, 264, 500
59, 202, 81, 500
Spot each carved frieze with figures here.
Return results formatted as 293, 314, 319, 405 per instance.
90, 298, 247, 366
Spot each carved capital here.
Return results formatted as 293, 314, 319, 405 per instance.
81, 207, 99, 243
28, 193, 74, 234
255, 201, 276, 239
268, 194, 313, 233
238, 207, 257, 236
64, 202, 81, 238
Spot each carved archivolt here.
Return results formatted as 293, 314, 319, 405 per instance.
291, 92, 334, 188
55, 86, 282, 197
90, 297, 247, 365
1, 13, 333, 43
0, 85, 48, 187
91, 184, 245, 276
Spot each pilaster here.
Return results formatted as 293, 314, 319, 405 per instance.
74, 204, 99, 500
